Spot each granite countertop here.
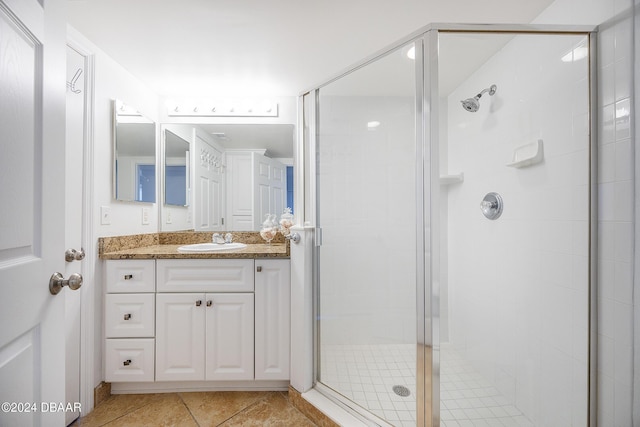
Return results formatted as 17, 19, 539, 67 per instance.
98, 231, 289, 260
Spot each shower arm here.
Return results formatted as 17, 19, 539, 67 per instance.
476, 84, 497, 99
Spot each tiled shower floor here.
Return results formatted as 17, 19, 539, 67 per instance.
321, 343, 417, 426
320, 343, 534, 426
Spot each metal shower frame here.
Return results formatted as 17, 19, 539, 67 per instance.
299, 23, 598, 427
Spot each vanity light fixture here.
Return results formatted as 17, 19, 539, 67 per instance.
116, 100, 142, 116
166, 99, 279, 117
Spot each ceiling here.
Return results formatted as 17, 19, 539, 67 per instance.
193, 124, 295, 159
67, 0, 555, 99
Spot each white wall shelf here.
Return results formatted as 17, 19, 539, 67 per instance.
506, 139, 544, 168
439, 173, 464, 185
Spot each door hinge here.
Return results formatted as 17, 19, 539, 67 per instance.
315, 227, 322, 247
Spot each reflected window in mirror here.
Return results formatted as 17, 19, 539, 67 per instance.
113, 99, 156, 203
286, 166, 294, 214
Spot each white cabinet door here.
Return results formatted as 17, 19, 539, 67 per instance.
254, 260, 291, 380
156, 293, 205, 381
205, 293, 254, 381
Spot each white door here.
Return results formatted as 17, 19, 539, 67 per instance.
192, 129, 224, 231
64, 44, 86, 426
0, 0, 68, 426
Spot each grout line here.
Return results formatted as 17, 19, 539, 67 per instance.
176, 393, 202, 427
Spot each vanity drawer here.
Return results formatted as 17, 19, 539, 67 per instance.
105, 260, 155, 293
105, 338, 154, 382
156, 259, 254, 292
105, 294, 155, 338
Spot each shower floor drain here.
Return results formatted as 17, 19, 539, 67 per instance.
392, 385, 411, 397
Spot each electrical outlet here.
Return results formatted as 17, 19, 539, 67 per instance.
100, 206, 111, 225
142, 207, 150, 225
166, 211, 172, 224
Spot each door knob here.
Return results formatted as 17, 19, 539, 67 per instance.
65, 248, 85, 262
49, 272, 83, 295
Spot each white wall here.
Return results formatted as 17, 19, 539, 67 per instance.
67, 27, 162, 394
533, 0, 637, 425
91, 53, 161, 237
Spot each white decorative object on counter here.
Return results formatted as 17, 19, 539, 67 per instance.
259, 214, 278, 244
507, 139, 544, 168
279, 207, 294, 237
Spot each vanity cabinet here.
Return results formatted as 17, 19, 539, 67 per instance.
104, 257, 290, 386
104, 260, 156, 382
155, 259, 255, 381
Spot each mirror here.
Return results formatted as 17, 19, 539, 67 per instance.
164, 130, 190, 207
159, 123, 295, 232
113, 99, 156, 202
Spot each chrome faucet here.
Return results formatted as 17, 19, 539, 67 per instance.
212, 233, 225, 244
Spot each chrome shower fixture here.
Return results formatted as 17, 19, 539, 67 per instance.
461, 84, 497, 112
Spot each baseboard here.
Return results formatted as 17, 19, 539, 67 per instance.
94, 382, 111, 407
288, 386, 342, 427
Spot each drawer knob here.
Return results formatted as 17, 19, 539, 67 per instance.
206, 300, 212, 307
124, 274, 133, 280
196, 300, 202, 307
123, 359, 132, 366
256, 266, 262, 272
124, 313, 131, 320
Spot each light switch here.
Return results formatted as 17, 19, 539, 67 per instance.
142, 207, 150, 225
101, 206, 111, 225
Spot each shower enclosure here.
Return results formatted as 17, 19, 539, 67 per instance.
301, 24, 596, 426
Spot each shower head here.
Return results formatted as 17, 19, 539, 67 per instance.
461, 84, 497, 112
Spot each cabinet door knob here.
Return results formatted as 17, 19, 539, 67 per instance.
123, 359, 132, 366
206, 300, 212, 307
196, 300, 202, 307
256, 266, 262, 272
124, 313, 131, 320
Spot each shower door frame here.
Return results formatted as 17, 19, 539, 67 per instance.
303, 23, 598, 427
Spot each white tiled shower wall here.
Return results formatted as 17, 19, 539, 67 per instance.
441, 0, 637, 424
593, 10, 635, 427
535, 1, 637, 423
445, 32, 591, 426
317, 94, 417, 346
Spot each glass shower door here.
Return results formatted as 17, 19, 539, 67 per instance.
436, 31, 592, 426
315, 41, 420, 426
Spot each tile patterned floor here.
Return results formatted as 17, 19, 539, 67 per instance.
72, 391, 317, 426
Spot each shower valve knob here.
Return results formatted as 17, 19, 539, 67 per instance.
480, 192, 503, 220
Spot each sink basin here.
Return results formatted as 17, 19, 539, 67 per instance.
177, 242, 247, 253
